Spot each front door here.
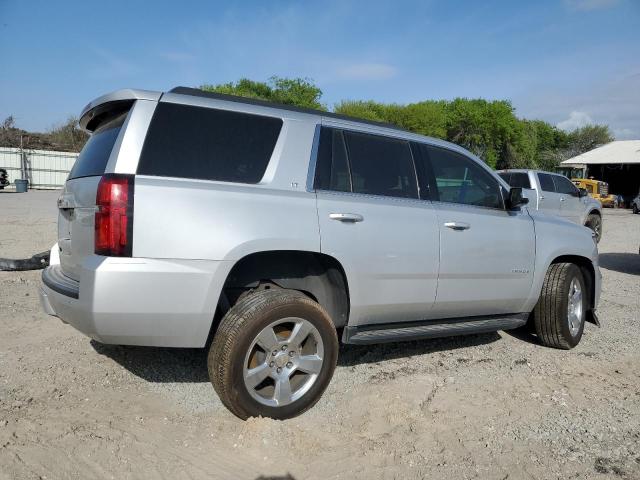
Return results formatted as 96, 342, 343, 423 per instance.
537, 172, 562, 216
412, 142, 535, 318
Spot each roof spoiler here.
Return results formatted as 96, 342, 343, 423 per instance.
79, 89, 161, 132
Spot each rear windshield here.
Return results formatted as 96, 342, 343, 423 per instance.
497, 172, 531, 189
137, 103, 283, 184
68, 112, 127, 179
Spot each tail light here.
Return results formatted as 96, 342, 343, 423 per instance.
95, 174, 134, 256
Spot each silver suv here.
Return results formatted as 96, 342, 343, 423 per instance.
40, 88, 602, 419
497, 169, 603, 242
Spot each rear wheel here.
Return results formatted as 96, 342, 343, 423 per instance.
633, 203, 639, 214
209, 289, 338, 420
585, 213, 602, 243
533, 263, 587, 349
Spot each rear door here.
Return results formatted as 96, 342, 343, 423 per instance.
314, 126, 440, 326
414, 144, 535, 317
553, 174, 583, 223
537, 172, 561, 216
58, 108, 131, 280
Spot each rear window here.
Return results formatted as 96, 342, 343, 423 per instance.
68, 112, 127, 179
342, 131, 418, 199
498, 172, 531, 189
137, 103, 283, 184
538, 173, 556, 192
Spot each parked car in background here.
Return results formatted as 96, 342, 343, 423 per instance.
40, 88, 602, 420
0, 168, 9, 189
497, 169, 604, 242
572, 178, 618, 208
631, 193, 640, 214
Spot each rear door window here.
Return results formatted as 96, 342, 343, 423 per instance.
138, 103, 283, 184
342, 131, 418, 199
538, 173, 557, 192
68, 111, 127, 179
314, 127, 351, 192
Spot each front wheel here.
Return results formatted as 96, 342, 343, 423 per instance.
633, 203, 639, 214
533, 263, 587, 349
585, 213, 602, 243
209, 289, 338, 420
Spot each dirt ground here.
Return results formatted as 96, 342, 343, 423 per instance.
1, 190, 639, 480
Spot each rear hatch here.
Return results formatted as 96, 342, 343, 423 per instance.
58, 107, 130, 281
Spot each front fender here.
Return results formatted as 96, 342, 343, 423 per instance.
524, 212, 600, 312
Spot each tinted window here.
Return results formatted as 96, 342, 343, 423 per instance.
554, 175, 579, 195
314, 128, 351, 192
138, 103, 283, 183
69, 112, 127, 179
538, 173, 556, 192
343, 131, 418, 199
424, 145, 503, 209
498, 172, 531, 189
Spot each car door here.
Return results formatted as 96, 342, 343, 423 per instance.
314, 126, 440, 327
537, 172, 561, 215
553, 175, 583, 224
412, 143, 535, 318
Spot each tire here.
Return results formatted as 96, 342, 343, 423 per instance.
584, 213, 602, 243
633, 203, 639, 214
533, 263, 587, 350
209, 289, 338, 420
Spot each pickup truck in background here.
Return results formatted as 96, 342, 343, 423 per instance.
497, 169, 603, 242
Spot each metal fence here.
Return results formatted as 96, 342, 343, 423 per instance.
0, 147, 78, 189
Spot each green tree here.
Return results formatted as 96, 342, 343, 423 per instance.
566, 125, 613, 156
200, 76, 325, 110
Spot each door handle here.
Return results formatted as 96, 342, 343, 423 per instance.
329, 213, 364, 223
560, 197, 566, 202
539, 195, 545, 200
444, 221, 470, 231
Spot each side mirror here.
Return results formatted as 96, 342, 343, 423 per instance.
579, 188, 589, 198
507, 187, 529, 209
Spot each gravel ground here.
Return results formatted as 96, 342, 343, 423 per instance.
1, 190, 639, 480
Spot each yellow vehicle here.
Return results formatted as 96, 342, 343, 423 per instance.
572, 178, 618, 208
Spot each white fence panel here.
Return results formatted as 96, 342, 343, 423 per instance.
0, 147, 78, 189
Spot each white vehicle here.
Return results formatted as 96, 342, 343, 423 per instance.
40, 88, 602, 419
497, 169, 604, 242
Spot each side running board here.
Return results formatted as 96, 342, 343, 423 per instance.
343, 314, 528, 345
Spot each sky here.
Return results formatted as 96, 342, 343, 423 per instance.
1, 0, 638, 138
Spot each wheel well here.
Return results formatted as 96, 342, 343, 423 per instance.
211, 251, 350, 337
551, 255, 596, 310
588, 209, 601, 217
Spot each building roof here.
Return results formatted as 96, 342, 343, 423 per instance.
561, 140, 640, 166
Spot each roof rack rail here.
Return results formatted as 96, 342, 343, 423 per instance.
168, 86, 408, 132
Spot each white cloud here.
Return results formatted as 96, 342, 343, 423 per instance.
557, 111, 595, 131
564, 0, 619, 11
337, 63, 398, 80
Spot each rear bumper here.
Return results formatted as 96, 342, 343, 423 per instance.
39, 245, 230, 347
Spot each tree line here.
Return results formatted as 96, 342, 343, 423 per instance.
202, 77, 613, 170
1, 77, 613, 170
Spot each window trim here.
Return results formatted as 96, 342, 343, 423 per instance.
311, 125, 422, 201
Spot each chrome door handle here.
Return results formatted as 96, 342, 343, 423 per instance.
539, 195, 545, 200
329, 213, 364, 223
444, 221, 470, 231
560, 197, 566, 202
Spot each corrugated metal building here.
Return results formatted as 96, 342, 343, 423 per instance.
0, 147, 78, 189
560, 140, 640, 202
